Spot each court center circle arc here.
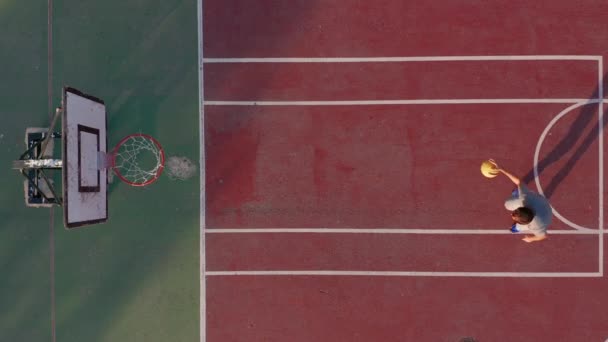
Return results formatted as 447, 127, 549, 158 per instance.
534, 100, 601, 232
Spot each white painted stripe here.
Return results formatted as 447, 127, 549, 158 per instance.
206, 270, 602, 278
204, 99, 592, 106
206, 228, 599, 235
47, 0, 56, 339
598, 57, 604, 276
197, 0, 206, 340
203, 55, 602, 63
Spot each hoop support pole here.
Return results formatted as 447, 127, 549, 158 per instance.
38, 107, 61, 159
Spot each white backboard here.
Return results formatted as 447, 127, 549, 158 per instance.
62, 87, 107, 228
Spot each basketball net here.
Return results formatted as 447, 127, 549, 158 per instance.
110, 134, 165, 186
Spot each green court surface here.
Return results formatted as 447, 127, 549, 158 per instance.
1, 1, 200, 341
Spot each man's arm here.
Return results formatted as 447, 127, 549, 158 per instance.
498, 168, 521, 186
490, 159, 525, 197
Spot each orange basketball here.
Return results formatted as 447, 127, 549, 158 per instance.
480, 160, 499, 178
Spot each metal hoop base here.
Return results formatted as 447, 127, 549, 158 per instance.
15, 128, 63, 207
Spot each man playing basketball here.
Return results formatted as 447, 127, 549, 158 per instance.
490, 161, 552, 243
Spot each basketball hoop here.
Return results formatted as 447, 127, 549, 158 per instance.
111, 133, 165, 186
14, 85, 192, 228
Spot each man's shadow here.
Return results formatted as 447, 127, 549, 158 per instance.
521, 72, 607, 199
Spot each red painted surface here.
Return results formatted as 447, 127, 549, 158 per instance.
204, 0, 608, 57
207, 270, 608, 342
206, 104, 599, 229
205, 60, 598, 101
203, 0, 608, 341
207, 233, 598, 273
206, 114, 260, 225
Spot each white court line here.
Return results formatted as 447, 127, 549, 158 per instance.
204, 98, 591, 106
206, 228, 599, 235
206, 270, 602, 278
47, 0, 56, 340
598, 57, 604, 276
203, 55, 602, 63
197, 0, 206, 340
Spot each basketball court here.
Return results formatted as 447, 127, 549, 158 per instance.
2, 0, 608, 341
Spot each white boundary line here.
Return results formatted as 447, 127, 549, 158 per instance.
203, 55, 601, 63
206, 228, 599, 235
197, 0, 206, 340
598, 57, 604, 276
47, 0, 56, 340
206, 270, 602, 278
204, 98, 590, 106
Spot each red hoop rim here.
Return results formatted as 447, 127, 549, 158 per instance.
111, 133, 165, 186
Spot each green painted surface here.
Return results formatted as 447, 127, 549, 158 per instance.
0, 1, 53, 341
2, 1, 200, 341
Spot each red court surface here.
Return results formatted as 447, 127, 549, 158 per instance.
202, 1, 608, 341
